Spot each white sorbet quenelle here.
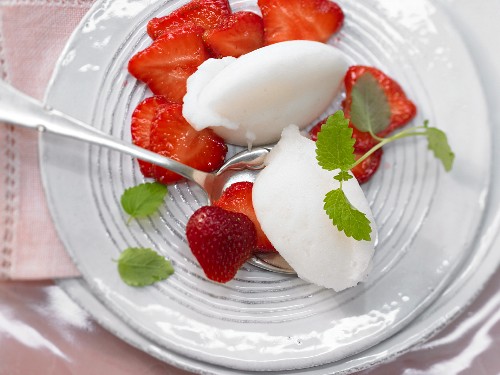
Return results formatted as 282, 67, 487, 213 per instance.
183, 40, 348, 146
253, 126, 377, 291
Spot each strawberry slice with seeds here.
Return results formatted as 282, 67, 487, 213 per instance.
352, 148, 383, 184
257, 0, 344, 45
128, 26, 209, 103
348, 125, 379, 152
149, 103, 227, 184
147, 0, 231, 40
214, 181, 276, 252
203, 11, 264, 58
186, 206, 257, 283
310, 119, 383, 184
343, 66, 417, 148
130, 96, 173, 177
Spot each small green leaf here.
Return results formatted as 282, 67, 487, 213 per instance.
350, 72, 391, 135
334, 170, 353, 183
316, 110, 356, 171
117, 248, 174, 287
121, 182, 168, 220
425, 127, 455, 172
324, 189, 372, 241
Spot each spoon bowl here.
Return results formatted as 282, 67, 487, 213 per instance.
0, 79, 296, 275
215, 148, 295, 274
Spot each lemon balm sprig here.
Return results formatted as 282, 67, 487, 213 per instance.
352, 120, 455, 172
316, 72, 455, 242
316, 111, 373, 241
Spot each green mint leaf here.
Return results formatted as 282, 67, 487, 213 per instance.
350, 72, 391, 135
117, 247, 174, 287
121, 182, 168, 220
324, 189, 372, 241
334, 170, 353, 182
316, 110, 356, 171
425, 127, 455, 172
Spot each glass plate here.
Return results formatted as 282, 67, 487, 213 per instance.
42, 0, 490, 371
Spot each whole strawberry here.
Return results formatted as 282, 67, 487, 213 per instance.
186, 206, 256, 283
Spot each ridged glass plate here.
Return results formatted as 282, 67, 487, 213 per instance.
42, 0, 490, 371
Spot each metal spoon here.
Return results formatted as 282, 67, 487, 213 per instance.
0, 80, 295, 275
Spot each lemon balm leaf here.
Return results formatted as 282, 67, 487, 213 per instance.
121, 182, 168, 220
117, 248, 174, 287
324, 189, 372, 241
350, 72, 391, 135
425, 127, 455, 172
334, 170, 353, 183
316, 110, 356, 171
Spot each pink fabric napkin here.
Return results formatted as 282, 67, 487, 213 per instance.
0, 1, 95, 280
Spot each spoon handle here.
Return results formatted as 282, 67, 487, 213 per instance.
0, 79, 211, 187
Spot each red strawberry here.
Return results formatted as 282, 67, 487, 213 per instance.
186, 206, 257, 283
203, 11, 264, 58
309, 118, 324, 142
214, 181, 276, 252
348, 125, 379, 152
149, 103, 227, 184
309, 119, 383, 184
130, 96, 173, 177
128, 26, 209, 103
343, 66, 417, 144
257, 0, 344, 45
147, 0, 231, 40
352, 148, 383, 184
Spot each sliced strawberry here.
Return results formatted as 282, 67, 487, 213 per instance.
186, 205, 256, 283
309, 119, 383, 184
149, 103, 227, 184
343, 66, 417, 144
309, 118, 325, 142
257, 0, 344, 45
147, 0, 231, 40
214, 181, 276, 252
311, 67, 418, 152
352, 148, 383, 184
130, 96, 173, 177
203, 11, 264, 58
348, 125, 379, 152
128, 26, 209, 103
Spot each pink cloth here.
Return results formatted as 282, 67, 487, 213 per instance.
0, 1, 93, 279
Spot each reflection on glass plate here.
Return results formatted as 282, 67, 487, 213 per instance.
43, 0, 490, 372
